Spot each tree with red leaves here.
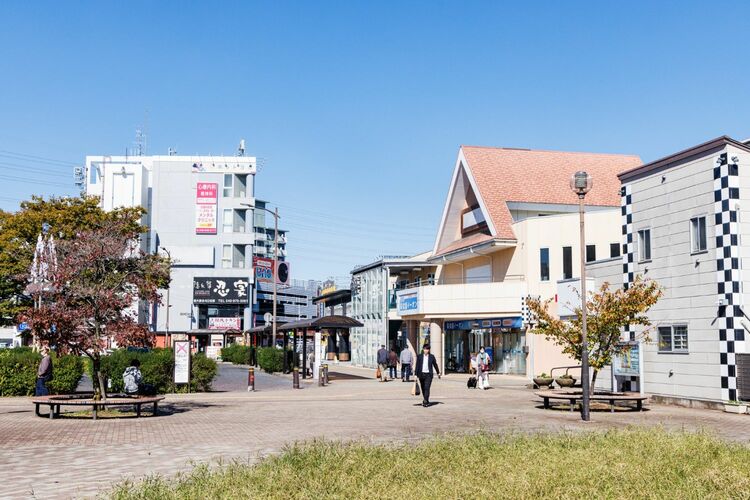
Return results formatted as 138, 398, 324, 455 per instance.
24, 221, 170, 398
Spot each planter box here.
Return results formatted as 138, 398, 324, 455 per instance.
724, 404, 748, 414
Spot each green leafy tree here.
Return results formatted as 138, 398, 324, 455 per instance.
527, 275, 662, 389
0, 196, 145, 324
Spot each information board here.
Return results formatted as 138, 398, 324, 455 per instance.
174, 340, 191, 385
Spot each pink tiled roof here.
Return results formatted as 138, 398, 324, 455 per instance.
433, 233, 494, 258
462, 146, 642, 240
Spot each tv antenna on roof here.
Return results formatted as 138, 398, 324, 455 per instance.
238, 139, 246, 157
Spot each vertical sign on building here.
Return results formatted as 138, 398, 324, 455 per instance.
174, 340, 191, 385
195, 182, 218, 234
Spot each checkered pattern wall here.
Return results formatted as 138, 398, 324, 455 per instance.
714, 152, 743, 401
621, 184, 634, 341
521, 295, 539, 327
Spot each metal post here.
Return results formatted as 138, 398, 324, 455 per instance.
161, 247, 171, 349
272, 207, 278, 347
293, 366, 300, 389
578, 195, 591, 421
248, 366, 255, 392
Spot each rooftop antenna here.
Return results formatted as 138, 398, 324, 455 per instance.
238, 139, 246, 157
135, 128, 145, 156
168, 147, 177, 156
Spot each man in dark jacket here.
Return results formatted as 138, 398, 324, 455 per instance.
376, 345, 388, 382
414, 343, 440, 407
35, 345, 53, 396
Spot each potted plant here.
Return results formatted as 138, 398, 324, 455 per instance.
723, 400, 748, 414
533, 372, 554, 389
555, 373, 576, 388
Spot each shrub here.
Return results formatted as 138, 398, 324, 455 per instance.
257, 347, 284, 373
0, 348, 84, 396
220, 344, 255, 365
93, 348, 217, 393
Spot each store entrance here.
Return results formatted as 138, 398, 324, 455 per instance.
445, 328, 526, 375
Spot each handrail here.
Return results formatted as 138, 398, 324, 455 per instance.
394, 274, 526, 290
549, 365, 582, 378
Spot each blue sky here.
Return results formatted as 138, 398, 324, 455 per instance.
1, 1, 748, 281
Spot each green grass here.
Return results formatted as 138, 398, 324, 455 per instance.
108, 428, 750, 499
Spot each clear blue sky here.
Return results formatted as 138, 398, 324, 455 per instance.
1, 1, 748, 281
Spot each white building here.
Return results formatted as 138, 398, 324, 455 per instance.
588, 136, 750, 406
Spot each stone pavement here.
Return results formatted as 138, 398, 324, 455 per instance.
2, 372, 750, 499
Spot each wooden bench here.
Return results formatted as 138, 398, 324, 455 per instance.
535, 390, 648, 412
31, 394, 165, 420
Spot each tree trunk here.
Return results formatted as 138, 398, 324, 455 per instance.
591, 369, 599, 392
92, 355, 108, 400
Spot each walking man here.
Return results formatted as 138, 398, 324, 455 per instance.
387, 348, 399, 380
400, 345, 413, 382
376, 344, 388, 382
414, 343, 440, 407
35, 345, 53, 396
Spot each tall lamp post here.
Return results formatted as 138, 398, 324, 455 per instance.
241, 202, 280, 346
570, 171, 592, 422
160, 247, 172, 348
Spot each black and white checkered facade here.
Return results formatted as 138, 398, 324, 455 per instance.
714, 152, 743, 402
521, 295, 539, 327
621, 185, 634, 341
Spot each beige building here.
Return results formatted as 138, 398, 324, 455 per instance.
396, 145, 641, 379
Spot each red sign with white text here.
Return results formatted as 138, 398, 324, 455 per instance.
195, 182, 218, 234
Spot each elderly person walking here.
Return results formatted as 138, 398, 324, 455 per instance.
399, 345, 413, 382
35, 346, 53, 396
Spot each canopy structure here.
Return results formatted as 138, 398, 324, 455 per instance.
278, 315, 362, 331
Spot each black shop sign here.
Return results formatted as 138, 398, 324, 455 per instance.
193, 277, 250, 305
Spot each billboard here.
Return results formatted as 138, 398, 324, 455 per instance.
253, 257, 290, 285
193, 277, 250, 304
195, 182, 218, 234
174, 341, 190, 385
208, 317, 241, 330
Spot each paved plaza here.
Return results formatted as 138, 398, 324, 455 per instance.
2, 366, 750, 499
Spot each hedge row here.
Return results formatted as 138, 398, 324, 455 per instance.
220, 344, 255, 365
257, 347, 284, 373
91, 348, 218, 393
0, 347, 85, 396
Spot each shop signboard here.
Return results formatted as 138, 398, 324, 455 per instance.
254, 257, 274, 283
444, 317, 523, 330
195, 182, 218, 234
208, 317, 241, 330
174, 340, 190, 385
193, 277, 250, 304
613, 342, 640, 377
397, 291, 419, 314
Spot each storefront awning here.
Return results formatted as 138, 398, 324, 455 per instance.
278, 315, 363, 331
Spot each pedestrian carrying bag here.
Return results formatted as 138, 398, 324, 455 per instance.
412, 379, 421, 396
375, 367, 382, 379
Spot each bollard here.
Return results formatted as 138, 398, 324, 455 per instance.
248, 366, 255, 392
293, 367, 300, 389
318, 365, 324, 386
323, 364, 329, 385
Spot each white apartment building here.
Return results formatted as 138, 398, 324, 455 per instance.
588, 136, 750, 406
85, 154, 257, 352
395, 145, 642, 379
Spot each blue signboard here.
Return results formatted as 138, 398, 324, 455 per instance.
444, 317, 522, 330
17, 322, 28, 332
397, 293, 419, 314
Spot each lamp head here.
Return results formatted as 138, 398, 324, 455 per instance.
570, 171, 593, 198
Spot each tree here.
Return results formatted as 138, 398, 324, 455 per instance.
23, 221, 170, 398
0, 196, 146, 324
527, 275, 662, 389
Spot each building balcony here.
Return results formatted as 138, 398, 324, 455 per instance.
395, 279, 527, 318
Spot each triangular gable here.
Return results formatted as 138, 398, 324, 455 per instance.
433, 148, 497, 255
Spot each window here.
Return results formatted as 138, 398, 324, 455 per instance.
690, 216, 707, 253
659, 325, 688, 353
426, 273, 435, 285
223, 174, 233, 197
637, 229, 651, 262
610, 243, 621, 258
221, 244, 231, 268
586, 245, 596, 263
222, 209, 233, 233
562, 246, 572, 279
540, 248, 550, 281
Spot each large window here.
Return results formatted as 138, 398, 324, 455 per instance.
540, 248, 550, 282
690, 216, 707, 253
610, 242, 621, 258
658, 325, 688, 353
562, 246, 572, 279
221, 244, 231, 268
223, 174, 233, 197
222, 209, 233, 233
586, 245, 596, 263
638, 229, 651, 262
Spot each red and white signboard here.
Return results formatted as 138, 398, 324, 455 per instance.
253, 256, 274, 283
195, 182, 218, 234
208, 317, 241, 330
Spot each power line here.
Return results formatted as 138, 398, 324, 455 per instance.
0, 149, 78, 167
274, 202, 437, 232
0, 161, 73, 178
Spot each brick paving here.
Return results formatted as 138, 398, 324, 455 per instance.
2, 368, 750, 499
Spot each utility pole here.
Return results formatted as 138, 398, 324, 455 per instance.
272, 206, 279, 346
160, 247, 172, 348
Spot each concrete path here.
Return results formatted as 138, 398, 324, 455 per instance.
2, 374, 750, 499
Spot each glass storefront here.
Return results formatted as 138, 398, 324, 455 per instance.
444, 317, 526, 375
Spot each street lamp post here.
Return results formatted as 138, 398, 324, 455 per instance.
570, 171, 593, 422
160, 247, 172, 348
241, 203, 280, 346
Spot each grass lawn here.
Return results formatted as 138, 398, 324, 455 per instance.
109, 428, 750, 499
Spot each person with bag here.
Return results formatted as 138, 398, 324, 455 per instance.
35, 345, 53, 396
376, 345, 388, 382
414, 343, 440, 407
477, 347, 491, 390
